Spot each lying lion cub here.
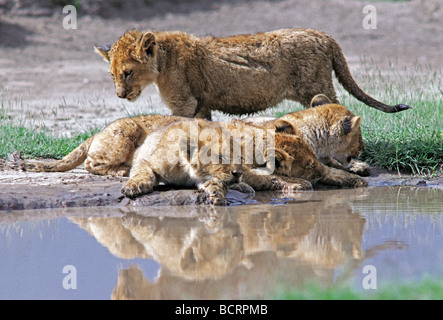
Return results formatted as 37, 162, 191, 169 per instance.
246, 95, 370, 176
7, 115, 366, 204
8, 99, 367, 182
95, 28, 409, 119
8, 115, 182, 177
122, 118, 367, 204
121, 119, 245, 205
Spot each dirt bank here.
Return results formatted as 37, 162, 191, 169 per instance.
0, 166, 441, 211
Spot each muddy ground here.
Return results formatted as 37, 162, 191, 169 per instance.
0, 166, 441, 211
0, 0, 442, 210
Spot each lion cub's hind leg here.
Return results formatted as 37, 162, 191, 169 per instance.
85, 159, 132, 177
84, 119, 143, 177
293, 76, 338, 109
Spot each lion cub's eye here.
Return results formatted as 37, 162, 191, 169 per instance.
124, 70, 133, 79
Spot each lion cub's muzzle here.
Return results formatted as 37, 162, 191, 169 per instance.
116, 85, 139, 101
231, 169, 243, 184
115, 85, 127, 99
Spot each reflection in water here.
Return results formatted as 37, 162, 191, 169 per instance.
1, 186, 441, 299
65, 187, 419, 299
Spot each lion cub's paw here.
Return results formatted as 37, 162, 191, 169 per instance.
5, 151, 25, 171
115, 168, 131, 177
340, 172, 368, 188
348, 176, 368, 188
348, 159, 371, 177
278, 177, 313, 192
229, 182, 256, 196
199, 181, 227, 206
121, 179, 154, 198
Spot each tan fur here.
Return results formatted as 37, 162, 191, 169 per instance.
8, 111, 366, 200
246, 95, 370, 176
95, 28, 409, 120
123, 117, 366, 204
7, 115, 183, 176
121, 119, 244, 205
221, 119, 367, 190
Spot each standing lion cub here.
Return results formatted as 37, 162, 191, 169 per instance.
95, 28, 409, 119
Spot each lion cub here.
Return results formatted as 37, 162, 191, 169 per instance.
246, 95, 370, 176
221, 120, 367, 190
121, 119, 244, 205
95, 28, 409, 120
123, 118, 366, 203
7, 115, 182, 176
7, 110, 367, 199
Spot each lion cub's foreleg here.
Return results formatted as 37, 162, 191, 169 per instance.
319, 164, 367, 188
169, 95, 200, 118
198, 178, 229, 206
242, 169, 313, 192
347, 159, 371, 177
121, 165, 157, 198
320, 157, 370, 177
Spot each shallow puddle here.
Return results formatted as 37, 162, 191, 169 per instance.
0, 186, 442, 299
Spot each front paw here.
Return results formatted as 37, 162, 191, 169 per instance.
281, 180, 313, 192
199, 181, 227, 206
202, 191, 227, 206
348, 176, 368, 188
275, 176, 313, 192
347, 159, 371, 177
229, 182, 256, 196
121, 179, 153, 198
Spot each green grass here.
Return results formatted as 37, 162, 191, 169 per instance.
339, 61, 443, 175
273, 276, 443, 300
0, 122, 96, 159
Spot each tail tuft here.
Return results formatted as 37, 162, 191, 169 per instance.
392, 104, 411, 112
6, 151, 26, 171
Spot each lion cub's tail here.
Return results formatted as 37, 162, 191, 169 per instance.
331, 39, 410, 113
7, 136, 94, 172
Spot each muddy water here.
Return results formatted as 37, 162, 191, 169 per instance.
0, 186, 442, 300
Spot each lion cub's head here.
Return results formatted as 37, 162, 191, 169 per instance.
274, 94, 365, 169
95, 30, 158, 101
264, 135, 324, 182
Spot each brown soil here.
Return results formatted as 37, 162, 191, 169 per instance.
0, 0, 442, 209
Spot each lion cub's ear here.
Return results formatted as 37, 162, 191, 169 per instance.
263, 148, 290, 169
342, 116, 361, 135
134, 32, 157, 62
310, 94, 332, 107
273, 120, 295, 135
94, 44, 112, 62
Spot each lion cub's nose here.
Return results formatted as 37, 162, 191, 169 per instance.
231, 170, 243, 179
116, 87, 127, 99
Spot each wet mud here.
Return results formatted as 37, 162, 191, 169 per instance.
0, 166, 441, 212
